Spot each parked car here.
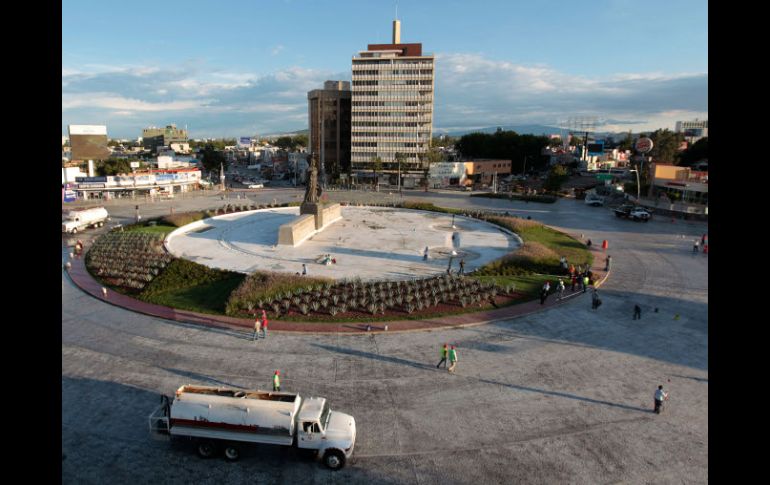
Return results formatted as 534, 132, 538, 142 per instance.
248, 183, 264, 189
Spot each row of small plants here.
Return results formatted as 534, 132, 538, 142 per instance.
226, 273, 516, 318
85, 232, 172, 292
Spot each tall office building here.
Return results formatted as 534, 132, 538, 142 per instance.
308, 80, 352, 182
351, 19, 435, 178
142, 124, 189, 153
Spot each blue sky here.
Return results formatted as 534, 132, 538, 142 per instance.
62, 0, 708, 139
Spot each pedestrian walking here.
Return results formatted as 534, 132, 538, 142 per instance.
436, 343, 448, 369
458, 258, 465, 275
571, 274, 577, 292
423, 246, 429, 261
591, 289, 601, 310
582, 275, 590, 293
540, 286, 549, 305
586, 239, 592, 247
253, 315, 262, 341
448, 345, 458, 373
633, 304, 642, 320
273, 370, 281, 392
302, 263, 307, 275
703, 243, 708, 255
692, 240, 699, 253
605, 255, 612, 271
701, 233, 707, 246
261, 310, 268, 339
569, 264, 575, 276
557, 278, 565, 300
654, 385, 669, 414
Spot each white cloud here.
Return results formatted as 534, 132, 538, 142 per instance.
271, 44, 285, 56
62, 55, 707, 137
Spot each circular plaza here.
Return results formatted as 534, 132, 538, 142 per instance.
165, 206, 521, 281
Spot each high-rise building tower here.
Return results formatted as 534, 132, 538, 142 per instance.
351, 19, 435, 178
308, 81, 352, 182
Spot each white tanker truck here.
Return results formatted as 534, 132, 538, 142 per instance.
149, 385, 356, 470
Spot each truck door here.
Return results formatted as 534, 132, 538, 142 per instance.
297, 421, 321, 449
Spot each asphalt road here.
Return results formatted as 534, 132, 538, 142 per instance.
62, 189, 708, 484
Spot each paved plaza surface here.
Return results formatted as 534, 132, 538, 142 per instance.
62, 189, 708, 484
166, 206, 518, 280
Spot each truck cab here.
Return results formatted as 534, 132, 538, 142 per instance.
296, 397, 356, 469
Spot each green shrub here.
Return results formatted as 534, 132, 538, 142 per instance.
141, 259, 240, 297
225, 271, 332, 316
161, 211, 207, 227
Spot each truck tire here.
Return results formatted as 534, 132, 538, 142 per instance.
323, 449, 346, 470
223, 445, 240, 461
71, 228, 78, 234
197, 441, 217, 459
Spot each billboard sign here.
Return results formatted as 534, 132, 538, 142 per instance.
635, 137, 654, 153
69, 125, 110, 160
587, 141, 605, 156
238, 137, 252, 148
63, 184, 77, 202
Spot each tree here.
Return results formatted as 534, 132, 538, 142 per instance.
419, 147, 443, 191
455, 130, 549, 173
95, 158, 132, 176
648, 129, 684, 163
200, 144, 227, 173
677, 137, 708, 166
371, 156, 383, 190
617, 131, 634, 151
543, 165, 569, 193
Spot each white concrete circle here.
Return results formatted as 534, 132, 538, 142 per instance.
165, 206, 520, 281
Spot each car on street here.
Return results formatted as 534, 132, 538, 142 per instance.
614, 204, 652, 221
248, 183, 264, 189
585, 196, 605, 206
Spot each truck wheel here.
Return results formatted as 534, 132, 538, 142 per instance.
197, 441, 217, 459
323, 449, 346, 470
223, 445, 240, 461
71, 228, 78, 234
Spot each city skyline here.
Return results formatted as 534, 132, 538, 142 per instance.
62, 0, 708, 139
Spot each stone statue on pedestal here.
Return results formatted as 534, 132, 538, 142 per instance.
303, 153, 322, 204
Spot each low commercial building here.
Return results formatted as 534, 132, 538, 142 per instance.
73, 168, 203, 200
463, 159, 511, 186
648, 163, 708, 206
428, 162, 467, 188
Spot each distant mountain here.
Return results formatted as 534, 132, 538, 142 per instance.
435, 124, 563, 137
435, 124, 623, 139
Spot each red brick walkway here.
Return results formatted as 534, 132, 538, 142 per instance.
65, 246, 609, 334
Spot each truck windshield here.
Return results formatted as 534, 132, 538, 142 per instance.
319, 401, 331, 430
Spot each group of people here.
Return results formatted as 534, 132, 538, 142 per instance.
693, 233, 708, 254
253, 310, 269, 341
436, 343, 459, 373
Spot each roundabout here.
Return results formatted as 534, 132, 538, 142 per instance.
165, 206, 520, 281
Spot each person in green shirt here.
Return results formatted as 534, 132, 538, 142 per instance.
448, 346, 458, 373
273, 370, 281, 391
436, 343, 448, 369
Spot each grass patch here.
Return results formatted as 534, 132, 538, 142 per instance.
139, 259, 245, 314
472, 274, 557, 298
124, 223, 176, 234
141, 274, 245, 315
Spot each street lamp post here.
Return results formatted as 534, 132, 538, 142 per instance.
630, 167, 641, 203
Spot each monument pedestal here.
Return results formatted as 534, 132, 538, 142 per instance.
277, 203, 342, 246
